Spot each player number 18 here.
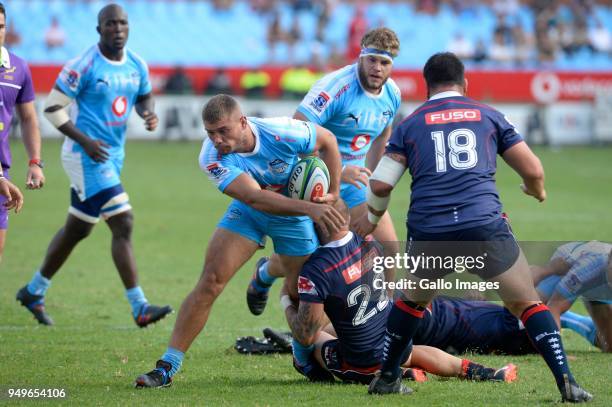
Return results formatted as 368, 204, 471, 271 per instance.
431, 129, 478, 172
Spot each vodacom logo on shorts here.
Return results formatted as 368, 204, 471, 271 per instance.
112, 96, 128, 117
351, 134, 371, 151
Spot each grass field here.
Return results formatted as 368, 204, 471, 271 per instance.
1, 140, 611, 405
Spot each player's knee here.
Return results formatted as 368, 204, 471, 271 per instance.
66, 222, 93, 241
506, 300, 540, 318
195, 269, 226, 303
110, 212, 134, 240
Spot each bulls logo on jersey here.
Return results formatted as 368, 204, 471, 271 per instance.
66, 70, 79, 90
298, 276, 317, 295
350, 134, 371, 151
112, 96, 128, 117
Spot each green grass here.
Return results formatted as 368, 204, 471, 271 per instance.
1, 140, 611, 405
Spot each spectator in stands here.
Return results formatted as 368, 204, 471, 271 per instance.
291, 0, 313, 13
555, 22, 577, 57
205, 68, 233, 95
472, 38, 488, 64
512, 23, 534, 67
240, 69, 270, 98
287, 16, 302, 64
212, 0, 234, 12
163, 66, 194, 95
5, 21, 20, 47
250, 0, 275, 15
346, 5, 368, 61
267, 9, 284, 62
416, 0, 440, 15
536, 30, 557, 66
44, 16, 66, 50
492, 0, 520, 18
490, 30, 515, 65
446, 32, 474, 61
589, 20, 611, 54
327, 43, 346, 69
493, 13, 513, 44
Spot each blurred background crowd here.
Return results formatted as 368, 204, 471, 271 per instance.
6, 0, 611, 97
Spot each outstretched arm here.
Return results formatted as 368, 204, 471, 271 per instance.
502, 141, 546, 202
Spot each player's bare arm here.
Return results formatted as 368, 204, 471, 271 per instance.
501, 141, 546, 202
15, 101, 45, 189
224, 173, 345, 236
366, 126, 392, 172
355, 152, 406, 236
311, 124, 342, 203
44, 86, 110, 163
284, 298, 325, 346
134, 92, 158, 131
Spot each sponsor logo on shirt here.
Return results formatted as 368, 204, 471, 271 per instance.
206, 163, 228, 179
111, 96, 128, 117
298, 275, 317, 296
342, 262, 363, 284
66, 70, 79, 90
310, 91, 330, 113
425, 109, 481, 125
268, 159, 289, 174
350, 134, 371, 151
335, 84, 350, 99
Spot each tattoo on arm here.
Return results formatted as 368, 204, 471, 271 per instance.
287, 301, 324, 345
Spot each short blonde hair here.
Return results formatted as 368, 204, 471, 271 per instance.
361, 27, 400, 58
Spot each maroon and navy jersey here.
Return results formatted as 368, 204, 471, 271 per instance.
387, 92, 523, 233
298, 232, 390, 367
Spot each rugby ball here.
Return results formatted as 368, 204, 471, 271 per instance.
287, 156, 330, 201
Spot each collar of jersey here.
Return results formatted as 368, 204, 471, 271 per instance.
323, 231, 353, 248
354, 64, 385, 100
1, 47, 10, 68
237, 119, 261, 157
97, 44, 127, 65
429, 90, 463, 101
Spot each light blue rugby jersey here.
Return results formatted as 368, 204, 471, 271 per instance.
297, 63, 401, 167
554, 241, 612, 301
56, 44, 152, 165
199, 117, 316, 195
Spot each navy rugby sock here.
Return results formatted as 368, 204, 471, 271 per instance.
380, 299, 425, 379
521, 303, 576, 391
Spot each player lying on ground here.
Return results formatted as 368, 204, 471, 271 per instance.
16, 4, 171, 327
355, 52, 591, 401
282, 199, 516, 386
411, 295, 601, 355
247, 27, 402, 316
134, 94, 343, 388
532, 241, 612, 352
